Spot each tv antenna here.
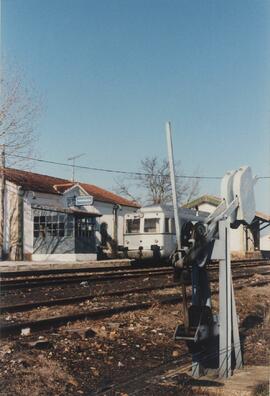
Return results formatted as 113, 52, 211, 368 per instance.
67, 153, 86, 182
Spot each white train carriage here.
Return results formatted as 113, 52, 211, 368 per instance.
123, 204, 208, 261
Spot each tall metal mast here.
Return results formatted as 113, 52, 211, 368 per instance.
165, 122, 181, 251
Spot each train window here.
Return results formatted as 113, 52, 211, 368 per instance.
126, 219, 140, 233
144, 218, 160, 233
165, 218, 170, 233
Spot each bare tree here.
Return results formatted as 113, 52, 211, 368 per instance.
114, 156, 200, 205
0, 68, 41, 167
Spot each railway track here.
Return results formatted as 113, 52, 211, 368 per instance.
0, 261, 168, 278
0, 267, 172, 291
1, 271, 269, 338
1, 259, 269, 292
1, 265, 269, 313
0, 257, 267, 278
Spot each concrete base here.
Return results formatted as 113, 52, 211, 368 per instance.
31, 253, 97, 262
191, 366, 269, 395
0, 259, 135, 273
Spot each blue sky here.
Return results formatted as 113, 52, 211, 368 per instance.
1, 0, 270, 212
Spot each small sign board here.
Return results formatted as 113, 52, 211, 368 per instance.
75, 195, 94, 206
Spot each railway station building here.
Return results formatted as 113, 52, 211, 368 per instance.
183, 194, 270, 258
0, 168, 139, 261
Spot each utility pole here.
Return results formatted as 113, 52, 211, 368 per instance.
166, 122, 189, 335
0, 144, 5, 259
67, 153, 85, 182
166, 122, 181, 251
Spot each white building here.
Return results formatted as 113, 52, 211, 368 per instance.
183, 195, 270, 258
260, 234, 270, 258
0, 167, 139, 261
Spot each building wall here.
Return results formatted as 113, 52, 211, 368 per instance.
260, 234, 270, 250
230, 226, 245, 252
3, 181, 21, 258
25, 191, 137, 251
62, 187, 138, 246
2, 181, 138, 261
23, 191, 63, 256
197, 203, 217, 214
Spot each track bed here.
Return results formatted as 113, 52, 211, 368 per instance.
0, 261, 269, 395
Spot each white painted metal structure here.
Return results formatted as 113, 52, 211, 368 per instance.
216, 166, 256, 378
172, 165, 256, 378
166, 122, 181, 252
164, 122, 256, 379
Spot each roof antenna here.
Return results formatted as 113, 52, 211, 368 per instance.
67, 153, 85, 182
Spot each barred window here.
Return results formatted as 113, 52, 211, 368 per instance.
75, 217, 95, 238
33, 213, 73, 238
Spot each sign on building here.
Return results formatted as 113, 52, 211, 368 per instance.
75, 195, 94, 206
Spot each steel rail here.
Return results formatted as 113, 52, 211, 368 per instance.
1, 267, 269, 313
0, 262, 169, 278
0, 268, 172, 291
1, 258, 268, 279
0, 274, 269, 337
0, 265, 171, 284
0, 265, 172, 283
1, 260, 268, 292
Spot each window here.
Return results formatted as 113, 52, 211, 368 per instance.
165, 218, 170, 233
34, 216, 45, 238
33, 213, 72, 238
126, 219, 140, 234
144, 218, 160, 233
66, 217, 74, 236
75, 217, 95, 238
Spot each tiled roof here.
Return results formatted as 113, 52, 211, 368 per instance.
1, 167, 140, 208
54, 182, 140, 208
80, 183, 139, 208
2, 167, 67, 195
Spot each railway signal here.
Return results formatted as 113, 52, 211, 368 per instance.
166, 123, 256, 378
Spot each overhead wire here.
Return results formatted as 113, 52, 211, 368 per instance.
3, 152, 270, 180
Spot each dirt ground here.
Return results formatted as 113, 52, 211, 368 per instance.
0, 282, 269, 396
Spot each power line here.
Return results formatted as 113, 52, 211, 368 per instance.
5, 153, 222, 180
4, 152, 270, 180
